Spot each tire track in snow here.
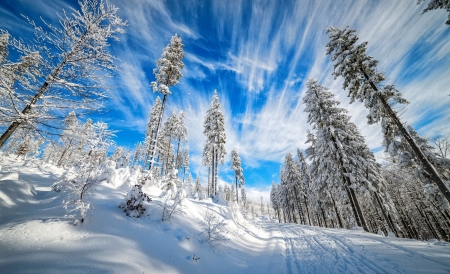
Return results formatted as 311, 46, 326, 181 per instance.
278, 225, 303, 274
350, 234, 450, 271
306, 228, 395, 274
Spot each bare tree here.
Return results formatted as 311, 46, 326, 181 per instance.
0, 0, 127, 148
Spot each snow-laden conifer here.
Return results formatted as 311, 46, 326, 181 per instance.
326, 26, 450, 203
203, 91, 227, 196
231, 148, 245, 202
304, 78, 390, 231
149, 34, 184, 172
143, 97, 162, 169
418, 0, 450, 25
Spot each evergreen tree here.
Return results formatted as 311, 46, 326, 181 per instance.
144, 97, 162, 169
326, 26, 450, 204
149, 34, 184, 172
203, 91, 227, 196
418, 0, 450, 25
304, 78, 387, 231
270, 181, 282, 222
231, 148, 245, 202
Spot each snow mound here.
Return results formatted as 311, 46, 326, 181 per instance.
0, 172, 19, 181
0, 177, 36, 207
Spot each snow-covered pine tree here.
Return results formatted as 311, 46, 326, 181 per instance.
241, 186, 247, 207
174, 111, 188, 169
181, 148, 190, 184
270, 182, 282, 222
326, 26, 450, 204
231, 148, 245, 202
194, 176, 202, 199
203, 91, 227, 196
296, 149, 312, 226
418, 0, 450, 25
304, 78, 379, 231
149, 34, 184, 172
0, 0, 127, 148
284, 152, 308, 225
144, 97, 162, 169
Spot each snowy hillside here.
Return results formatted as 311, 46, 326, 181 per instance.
1, 156, 450, 274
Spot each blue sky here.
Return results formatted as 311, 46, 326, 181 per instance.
1, 0, 449, 200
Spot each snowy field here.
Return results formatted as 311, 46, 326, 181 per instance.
1, 156, 450, 274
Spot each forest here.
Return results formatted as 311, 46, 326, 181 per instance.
1, 0, 450, 246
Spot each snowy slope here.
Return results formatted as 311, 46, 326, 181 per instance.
1, 156, 450, 274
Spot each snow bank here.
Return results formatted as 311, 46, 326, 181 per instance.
0, 172, 19, 181
0, 177, 36, 207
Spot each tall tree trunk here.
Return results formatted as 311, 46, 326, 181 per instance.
360, 69, 450, 203
331, 196, 344, 228
373, 192, 398, 236
207, 166, 211, 197
175, 137, 181, 168
212, 148, 215, 197
149, 94, 167, 172
235, 176, 239, 203
215, 148, 218, 195
304, 196, 312, 226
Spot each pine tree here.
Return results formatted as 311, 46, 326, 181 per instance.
231, 148, 245, 202
144, 97, 162, 169
304, 79, 379, 230
270, 181, 282, 222
0, 0, 127, 148
149, 34, 184, 172
241, 186, 247, 207
203, 91, 227, 196
418, 0, 450, 25
326, 26, 450, 203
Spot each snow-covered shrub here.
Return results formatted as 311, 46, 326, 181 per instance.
160, 194, 185, 221
160, 169, 179, 199
199, 209, 228, 248
119, 184, 152, 218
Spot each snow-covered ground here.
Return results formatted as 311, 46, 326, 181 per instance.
1, 156, 450, 274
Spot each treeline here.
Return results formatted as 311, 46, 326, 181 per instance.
271, 27, 450, 241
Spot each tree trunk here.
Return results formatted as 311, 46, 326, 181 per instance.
235, 176, 239, 203
360, 69, 450, 203
215, 148, 218, 195
373, 192, 398, 236
208, 166, 211, 197
149, 94, 167, 172
331, 196, 344, 228
212, 148, 215, 196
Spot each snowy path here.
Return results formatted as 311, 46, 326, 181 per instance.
256, 220, 450, 274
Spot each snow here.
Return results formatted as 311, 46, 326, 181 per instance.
1, 156, 450, 273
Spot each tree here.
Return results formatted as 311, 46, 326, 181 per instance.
241, 186, 247, 207
203, 91, 227, 196
181, 148, 190, 184
326, 26, 450, 204
149, 34, 185, 172
270, 182, 282, 222
143, 97, 162, 169
0, 0, 127, 148
231, 148, 245, 202
304, 78, 390, 231
418, 0, 450, 25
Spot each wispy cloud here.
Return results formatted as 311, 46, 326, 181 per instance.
2, 0, 448, 200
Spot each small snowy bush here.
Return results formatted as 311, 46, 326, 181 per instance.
120, 184, 152, 218
199, 209, 229, 248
